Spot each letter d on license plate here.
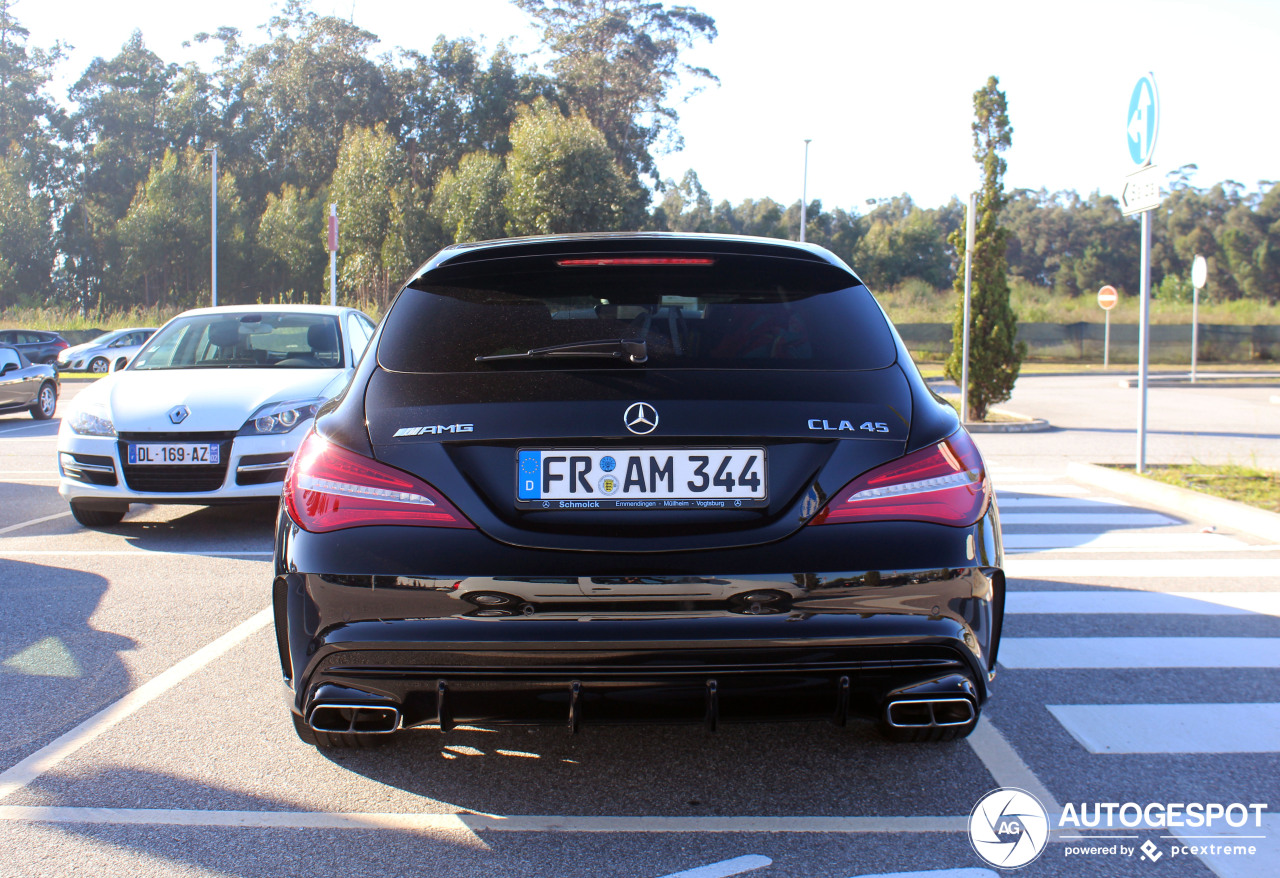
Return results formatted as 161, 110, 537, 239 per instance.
517, 448, 766, 510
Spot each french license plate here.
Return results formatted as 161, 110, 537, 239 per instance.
127, 443, 220, 466
517, 448, 767, 510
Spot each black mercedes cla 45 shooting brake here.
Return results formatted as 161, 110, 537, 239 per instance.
273, 233, 1004, 749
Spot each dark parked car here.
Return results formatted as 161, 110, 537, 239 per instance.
0, 344, 58, 420
274, 233, 1004, 749
0, 329, 70, 365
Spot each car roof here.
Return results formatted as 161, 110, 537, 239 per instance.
171, 304, 360, 318
413, 232, 857, 281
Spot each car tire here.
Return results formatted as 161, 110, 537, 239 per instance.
291, 712, 393, 750
89, 357, 109, 373
29, 382, 57, 420
69, 502, 127, 528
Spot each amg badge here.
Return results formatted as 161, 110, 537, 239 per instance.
393, 423, 475, 437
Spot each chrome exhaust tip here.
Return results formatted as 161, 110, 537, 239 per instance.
307, 703, 401, 735
885, 697, 976, 729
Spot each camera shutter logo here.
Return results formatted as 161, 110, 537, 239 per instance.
969, 787, 1050, 868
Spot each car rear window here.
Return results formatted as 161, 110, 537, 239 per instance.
379, 254, 897, 373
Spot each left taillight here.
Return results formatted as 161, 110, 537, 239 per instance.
809, 430, 991, 527
284, 431, 473, 533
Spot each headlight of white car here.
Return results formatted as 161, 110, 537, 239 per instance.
69, 406, 117, 437
239, 399, 323, 436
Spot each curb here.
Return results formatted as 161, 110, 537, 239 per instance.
1066, 461, 1280, 543
965, 409, 1051, 433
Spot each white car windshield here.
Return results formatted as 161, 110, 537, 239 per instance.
131, 313, 343, 370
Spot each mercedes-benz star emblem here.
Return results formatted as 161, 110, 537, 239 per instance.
169, 405, 190, 425
623, 402, 658, 435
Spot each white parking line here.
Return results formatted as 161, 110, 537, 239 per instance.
0, 423, 58, 437
1047, 703, 1280, 754
851, 870, 997, 878
656, 855, 772, 878
965, 718, 1060, 814
1006, 591, 1280, 617
1000, 512, 1178, 526
0, 607, 271, 802
999, 638, 1280, 669
0, 808, 969, 833
1006, 559, 1280, 579
0, 511, 71, 536
1003, 532, 1247, 552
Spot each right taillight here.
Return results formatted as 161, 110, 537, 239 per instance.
284, 431, 473, 533
809, 430, 990, 527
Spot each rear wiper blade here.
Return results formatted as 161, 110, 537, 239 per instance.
475, 338, 648, 364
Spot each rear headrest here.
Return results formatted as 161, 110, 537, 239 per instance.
207, 322, 241, 348
308, 322, 338, 355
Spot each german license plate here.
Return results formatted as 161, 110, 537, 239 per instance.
127, 443, 220, 465
517, 448, 766, 510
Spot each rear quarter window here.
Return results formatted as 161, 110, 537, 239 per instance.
379, 254, 897, 373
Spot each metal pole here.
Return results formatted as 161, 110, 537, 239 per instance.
1191, 281, 1199, 383
1137, 209, 1152, 473
209, 147, 218, 307
800, 139, 811, 243
1104, 309, 1111, 369
960, 192, 976, 425
329, 203, 338, 307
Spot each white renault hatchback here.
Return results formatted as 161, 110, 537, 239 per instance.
57, 305, 377, 527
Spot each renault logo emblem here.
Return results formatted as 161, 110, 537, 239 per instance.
169, 405, 190, 425
624, 402, 658, 435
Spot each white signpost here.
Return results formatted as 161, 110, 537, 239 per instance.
1098, 285, 1118, 367
1125, 73, 1160, 473
1191, 254, 1207, 383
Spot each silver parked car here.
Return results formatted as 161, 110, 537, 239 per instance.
57, 327, 157, 374
0, 344, 58, 420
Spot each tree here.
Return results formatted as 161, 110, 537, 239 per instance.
503, 99, 626, 235
515, 0, 718, 224
946, 76, 1025, 422
258, 183, 325, 300
0, 0, 63, 186
114, 147, 246, 309
433, 151, 509, 243
0, 146, 53, 307
393, 38, 550, 190
329, 125, 417, 308
202, 1, 396, 202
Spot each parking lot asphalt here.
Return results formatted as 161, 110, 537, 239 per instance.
0, 375, 1276, 877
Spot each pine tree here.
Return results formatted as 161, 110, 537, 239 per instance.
946, 76, 1025, 421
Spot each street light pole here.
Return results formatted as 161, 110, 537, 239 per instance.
206, 146, 218, 307
800, 139, 811, 243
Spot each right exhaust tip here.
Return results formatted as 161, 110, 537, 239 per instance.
308, 703, 401, 735
885, 697, 976, 729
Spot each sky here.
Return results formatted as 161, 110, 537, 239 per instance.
14, 0, 1280, 212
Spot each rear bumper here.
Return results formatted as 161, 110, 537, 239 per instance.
274, 508, 1005, 729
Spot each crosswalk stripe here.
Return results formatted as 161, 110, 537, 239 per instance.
1005, 559, 1280, 578
1005, 591, 1280, 617
1003, 532, 1248, 552
997, 484, 1089, 494
1047, 703, 1280, 753
1000, 512, 1178, 526
999, 637, 1280, 669
998, 496, 1120, 507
